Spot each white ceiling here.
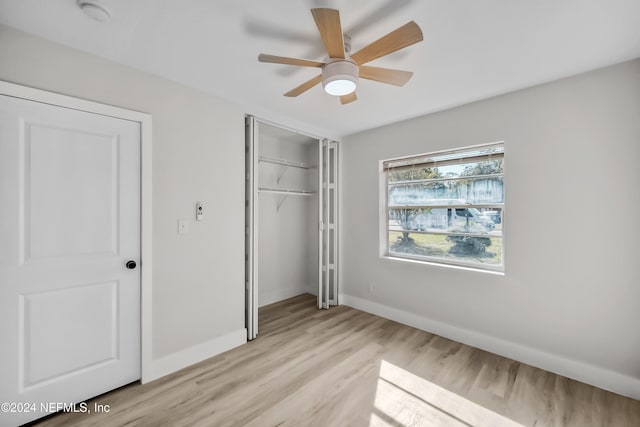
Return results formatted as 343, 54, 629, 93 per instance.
1, 0, 639, 137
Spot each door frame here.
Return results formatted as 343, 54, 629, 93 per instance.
0, 80, 154, 383
245, 115, 339, 336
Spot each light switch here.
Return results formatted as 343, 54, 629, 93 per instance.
178, 219, 189, 235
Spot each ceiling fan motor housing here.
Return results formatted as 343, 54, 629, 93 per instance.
322, 60, 359, 96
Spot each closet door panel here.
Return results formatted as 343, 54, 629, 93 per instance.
318, 139, 338, 309
245, 116, 259, 340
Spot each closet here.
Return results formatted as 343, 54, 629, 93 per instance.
245, 116, 338, 340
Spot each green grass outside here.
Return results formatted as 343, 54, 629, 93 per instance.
389, 231, 502, 265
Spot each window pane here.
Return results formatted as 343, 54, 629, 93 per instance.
388, 176, 504, 206
388, 231, 502, 266
388, 208, 502, 236
384, 143, 504, 271
387, 160, 503, 181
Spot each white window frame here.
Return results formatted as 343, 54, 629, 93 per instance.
380, 142, 505, 273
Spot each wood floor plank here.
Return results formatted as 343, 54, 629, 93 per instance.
33, 293, 640, 427
243, 342, 385, 427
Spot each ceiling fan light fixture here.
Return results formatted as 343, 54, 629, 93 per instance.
258, 8, 424, 104
322, 60, 358, 96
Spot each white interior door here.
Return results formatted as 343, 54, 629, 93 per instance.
0, 95, 141, 426
318, 139, 338, 309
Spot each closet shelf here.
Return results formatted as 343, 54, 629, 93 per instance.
259, 156, 311, 169
259, 187, 315, 196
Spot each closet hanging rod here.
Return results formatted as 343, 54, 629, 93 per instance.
258, 187, 315, 196
259, 156, 311, 169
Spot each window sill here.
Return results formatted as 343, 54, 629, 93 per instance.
381, 254, 505, 276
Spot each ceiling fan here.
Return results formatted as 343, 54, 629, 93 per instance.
258, 8, 423, 105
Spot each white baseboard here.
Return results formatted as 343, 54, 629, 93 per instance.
143, 328, 247, 383
259, 286, 309, 307
339, 294, 640, 400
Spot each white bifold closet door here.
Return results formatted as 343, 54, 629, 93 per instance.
245, 116, 259, 341
318, 139, 338, 309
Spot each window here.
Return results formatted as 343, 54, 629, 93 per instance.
382, 143, 504, 271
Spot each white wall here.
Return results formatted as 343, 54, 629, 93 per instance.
341, 59, 640, 398
257, 125, 318, 306
0, 25, 246, 379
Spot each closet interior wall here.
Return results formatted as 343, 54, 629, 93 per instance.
257, 123, 319, 307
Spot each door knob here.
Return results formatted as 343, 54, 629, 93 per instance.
126, 260, 137, 270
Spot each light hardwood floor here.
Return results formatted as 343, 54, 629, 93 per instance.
34, 294, 639, 426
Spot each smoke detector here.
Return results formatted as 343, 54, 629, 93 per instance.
77, 0, 111, 23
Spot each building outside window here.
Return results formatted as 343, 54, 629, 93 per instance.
382, 142, 504, 272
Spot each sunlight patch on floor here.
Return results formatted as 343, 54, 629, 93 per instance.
370, 360, 524, 427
